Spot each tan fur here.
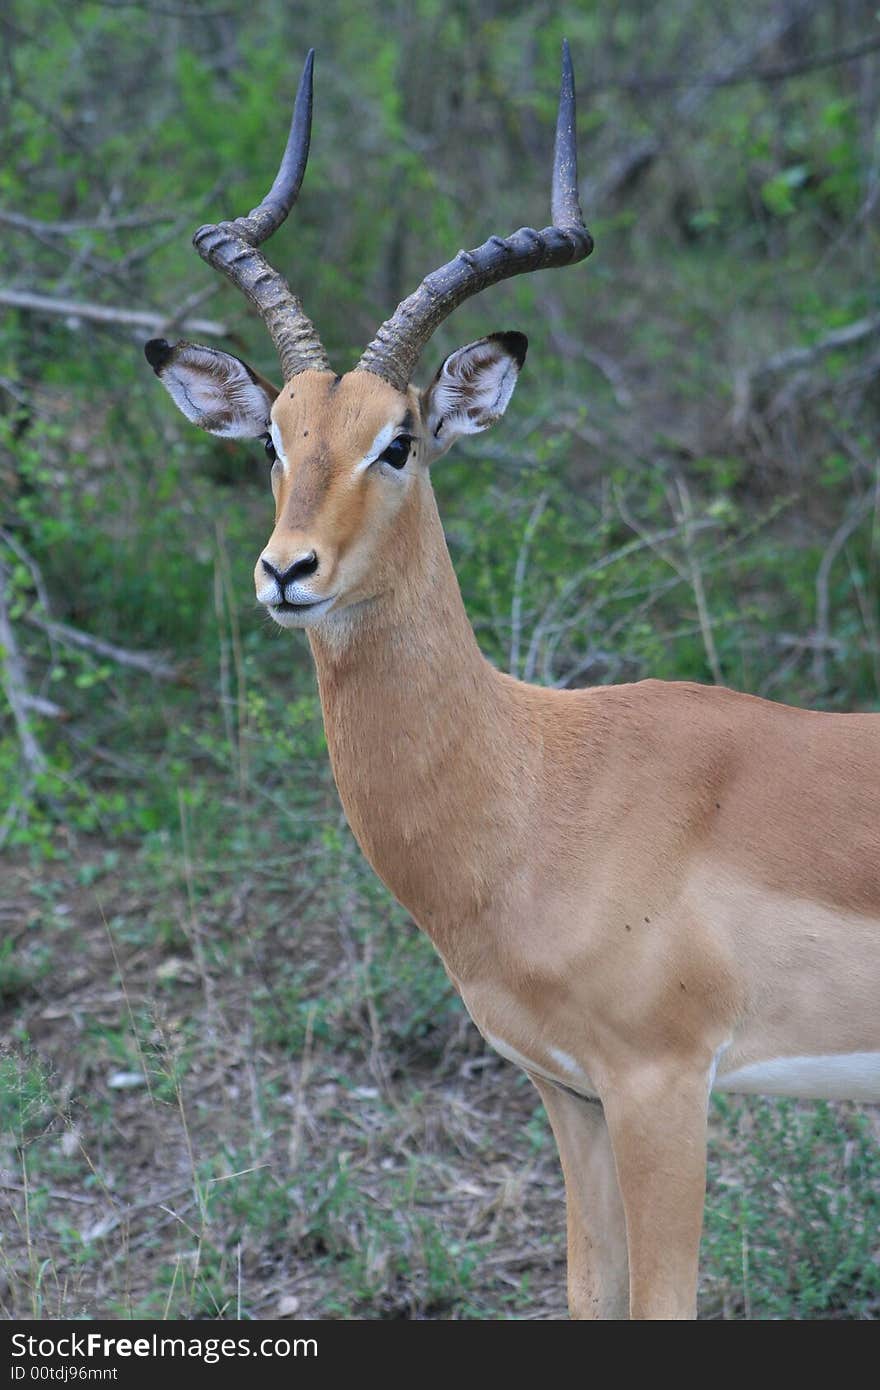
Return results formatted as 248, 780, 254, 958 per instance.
172, 360, 879, 1319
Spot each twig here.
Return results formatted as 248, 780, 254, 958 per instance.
0, 208, 177, 235
0, 289, 227, 338
21, 693, 66, 719
813, 493, 875, 688
775, 632, 845, 653
846, 548, 880, 698
752, 314, 880, 377
88, 1, 237, 17
27, 613, 179, 680
615, 486, 725, 680
591, 33, 880, 94
732, 314, 880, 428
671, 475, 723, 685
0, 375, 32, 409
288, 1006, 317, 1173
159, 284, 223, 338
541, 293, 633, 409
0, 530, 55, 623
510, 493, 548, 678
522, 519, 718, 682
0, 561, 48, 779
0, 1179, 97, 1207
590, 0, 820, 204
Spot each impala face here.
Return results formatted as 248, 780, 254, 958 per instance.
146, 332, 528, 631
254, 370, 420, 629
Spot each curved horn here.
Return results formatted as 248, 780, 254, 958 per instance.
192, 49, 331, 380
356, 40, 593, 393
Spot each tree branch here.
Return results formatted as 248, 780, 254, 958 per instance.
593, 33, 880, 94
0, 289, 228, 338
0, 561, 48, 780
27, 614, 180, 681
732, 313, 880, 428
0, 208, 177, 236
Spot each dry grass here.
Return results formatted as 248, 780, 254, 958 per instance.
2, 842, 878, 1321
0, 846, 570, 1320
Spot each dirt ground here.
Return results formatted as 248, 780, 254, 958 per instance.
1, 844, 574, 1320
2, 838, 878, 1320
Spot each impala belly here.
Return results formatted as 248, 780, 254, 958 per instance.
714, 1052, 880, 1101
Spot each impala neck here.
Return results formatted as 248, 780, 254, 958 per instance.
308, 476, 535, 969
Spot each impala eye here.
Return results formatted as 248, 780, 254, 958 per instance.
262, 432, 277, 463
378, 434, 411, 469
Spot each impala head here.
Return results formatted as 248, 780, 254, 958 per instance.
146, 45, 592, 631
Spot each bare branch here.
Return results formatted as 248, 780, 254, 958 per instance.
0, 561, 48, 780
542, 292, 633, 409
21, 692, 67, 719
0, 208, 177, 236
590, 0, 820, 205
813, 492, 875, 689
732, 314, 880, 429
27, 615, 179, 681
748, 314, 880, 379
671, 475, 723, 685
0, 529, 55, 616
510, 493, 548, 679
522, 518, 719, 683
591, 33, 880, 95
0, 289, 228, 338
88, 1, 237, 17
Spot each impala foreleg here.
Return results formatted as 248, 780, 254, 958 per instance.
531, 1076, 629, 1320
601, 1064, 711, 1320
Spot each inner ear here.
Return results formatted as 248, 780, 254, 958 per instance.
145, 339, 278, 437
421, 331, 527, 454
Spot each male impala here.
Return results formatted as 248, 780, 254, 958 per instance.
145, 47, 880, 1319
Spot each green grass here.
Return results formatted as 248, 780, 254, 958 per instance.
703, 1097, 880, 1319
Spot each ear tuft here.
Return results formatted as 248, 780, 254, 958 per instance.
489, 331, 528, 369
144, 338, 173, 373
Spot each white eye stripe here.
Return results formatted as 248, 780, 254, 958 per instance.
353, 422, 401, 476
269, 421, 288, 468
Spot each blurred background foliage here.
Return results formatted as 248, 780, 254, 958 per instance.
0, 0, 878, 1320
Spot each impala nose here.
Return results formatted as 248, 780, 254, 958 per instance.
261, 551, 319, 587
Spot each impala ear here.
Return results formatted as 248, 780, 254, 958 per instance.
421, 331, 527, 459
144, 339, 278, 437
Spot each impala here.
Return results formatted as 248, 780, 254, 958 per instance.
145, 46, 880, 1319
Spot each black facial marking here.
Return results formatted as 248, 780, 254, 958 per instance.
144, 338, 173, 373
489, 330, 528, 368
